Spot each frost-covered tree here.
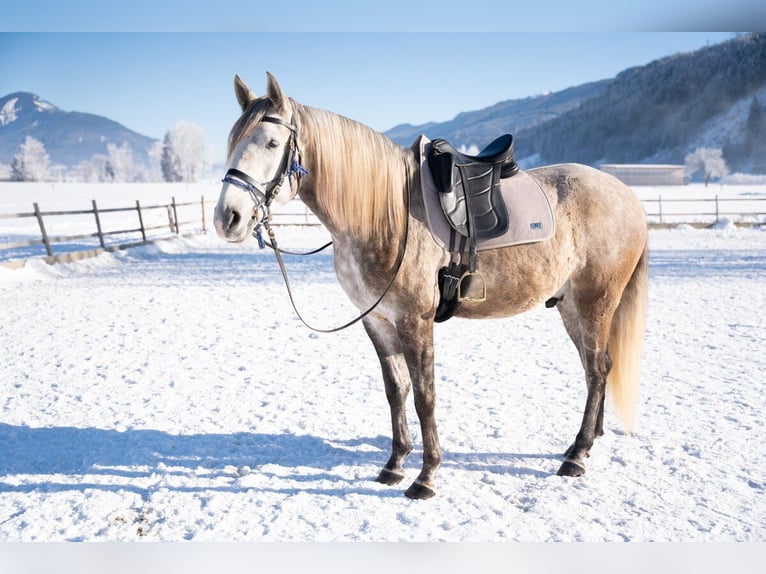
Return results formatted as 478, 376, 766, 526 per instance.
10, 136, 50, 181
161, 121, 211, 182
147, 140, 165, 182
104, 143, 146, 182
684, 147, 729, 186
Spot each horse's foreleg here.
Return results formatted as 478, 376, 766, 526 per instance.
363, 316, 413, 486
396, 316, 441, 500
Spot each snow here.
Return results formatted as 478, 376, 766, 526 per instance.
1, 185, 766, 544
33, 98, 55, 113
0, 97, 19, 126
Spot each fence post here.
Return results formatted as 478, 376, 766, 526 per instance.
33, 202, 53, 257
171, 196, 179, 234
136, 200, 147, 242
658, 195, 663, 223
200, 195, 206, 232
715, 195, 720, 222
92, 200, 105, 248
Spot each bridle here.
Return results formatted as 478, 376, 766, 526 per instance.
221, 109, 412, 334
221, 113, 308, 248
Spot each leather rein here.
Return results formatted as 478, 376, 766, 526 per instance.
221, 113, 411, 334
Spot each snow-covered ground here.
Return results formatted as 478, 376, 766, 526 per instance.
2, 202, 765, 542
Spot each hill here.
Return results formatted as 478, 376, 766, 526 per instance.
384, 79, 610, 155
518, 33, 766, 172
0, 92, 158, 169
385, 33, 766, 173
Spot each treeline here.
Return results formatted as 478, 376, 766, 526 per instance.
517, 33, 766, 170
4, 121, 211, 183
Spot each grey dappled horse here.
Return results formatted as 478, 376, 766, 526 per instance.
214, 73, 648, 499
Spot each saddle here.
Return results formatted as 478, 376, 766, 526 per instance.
428, 134, 520, 240
426, 134, 520, 321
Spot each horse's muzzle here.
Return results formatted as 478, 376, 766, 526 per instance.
214, 204, 253, 243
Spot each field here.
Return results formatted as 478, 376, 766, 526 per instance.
1, 182, 765, 542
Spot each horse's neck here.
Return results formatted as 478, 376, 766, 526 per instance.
296, 106, 413, 243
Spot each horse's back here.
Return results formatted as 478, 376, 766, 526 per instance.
529, 162, 646, 252
453, 163, 646, 319
530, 162, 647, 291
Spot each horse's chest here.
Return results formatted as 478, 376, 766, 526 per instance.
332, 246, 381, 308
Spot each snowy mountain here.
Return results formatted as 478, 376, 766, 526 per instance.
0, 92, 158, 169
517, 33, 766, 171
384, 80, 610, 154
386, 33, 766, 173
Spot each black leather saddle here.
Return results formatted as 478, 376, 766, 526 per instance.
427, 134, 519, 240
426, 133, 520, 321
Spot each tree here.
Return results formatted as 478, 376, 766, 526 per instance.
684, 147, 729, 186
105, 142, 146, 182
160, 121, 211, 182
10, 136, 50, 181
745, 96, 764, 155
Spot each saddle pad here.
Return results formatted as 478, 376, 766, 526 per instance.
417, 135, 555, 251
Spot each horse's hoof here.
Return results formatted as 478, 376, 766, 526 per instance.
557, 460, 586, 477
404, 481, 436, 500
376, 468, 405, 486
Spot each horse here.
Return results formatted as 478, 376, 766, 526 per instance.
214, 72, 648, 500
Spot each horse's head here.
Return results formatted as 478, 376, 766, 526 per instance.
214, 72, 303, 242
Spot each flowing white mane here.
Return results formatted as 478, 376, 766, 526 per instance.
294, 102, 411, 239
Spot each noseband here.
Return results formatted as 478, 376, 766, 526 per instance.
221, 114, 308, 246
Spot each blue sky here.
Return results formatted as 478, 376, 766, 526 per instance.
0, 2, 759, 162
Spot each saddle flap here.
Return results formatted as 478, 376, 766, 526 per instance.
428, 138, 510, 239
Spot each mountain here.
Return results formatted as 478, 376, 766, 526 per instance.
518, 33, 766, 172
384, 80, 610, 155
385, 33, 766, 174
0, 92, 158, 168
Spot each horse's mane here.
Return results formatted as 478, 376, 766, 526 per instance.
294, 102, 410, 240
228, 96, 410, 239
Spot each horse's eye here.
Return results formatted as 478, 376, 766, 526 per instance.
267, 139, 280, 149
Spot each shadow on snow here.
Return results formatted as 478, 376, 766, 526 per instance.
0, 424, 557, 497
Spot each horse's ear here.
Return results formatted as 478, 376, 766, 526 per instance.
234, 75, 256, 111
266, 71, 287, 113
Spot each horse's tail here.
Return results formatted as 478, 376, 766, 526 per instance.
607, 239, 649, 432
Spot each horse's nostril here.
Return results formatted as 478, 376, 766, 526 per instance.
228, 209, 241, 229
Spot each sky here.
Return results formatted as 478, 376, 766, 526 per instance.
0, 1, 760, 163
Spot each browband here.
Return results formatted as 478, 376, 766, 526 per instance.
262, 115, 297, 132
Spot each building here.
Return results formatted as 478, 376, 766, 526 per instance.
599, 164, 687, 186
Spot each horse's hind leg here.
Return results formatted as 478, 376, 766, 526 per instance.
363, 315, 413, 486
556, 290, 617, 477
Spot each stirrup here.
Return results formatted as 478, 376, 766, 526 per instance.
457, 270, 487, 303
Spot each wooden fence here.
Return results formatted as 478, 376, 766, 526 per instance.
642, 194, 766, 227
0, 196, 211, 269
0, 195, 321, 269
2, 193, 765, 269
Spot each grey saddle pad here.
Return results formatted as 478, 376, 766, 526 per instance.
417, 135, 555, 251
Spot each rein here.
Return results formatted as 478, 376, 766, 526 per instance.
222, 112, 411, 334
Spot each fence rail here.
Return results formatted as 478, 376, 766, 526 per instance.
0, 196, 211, 269
642, 194, 766, 227
2, 193, 765, 269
